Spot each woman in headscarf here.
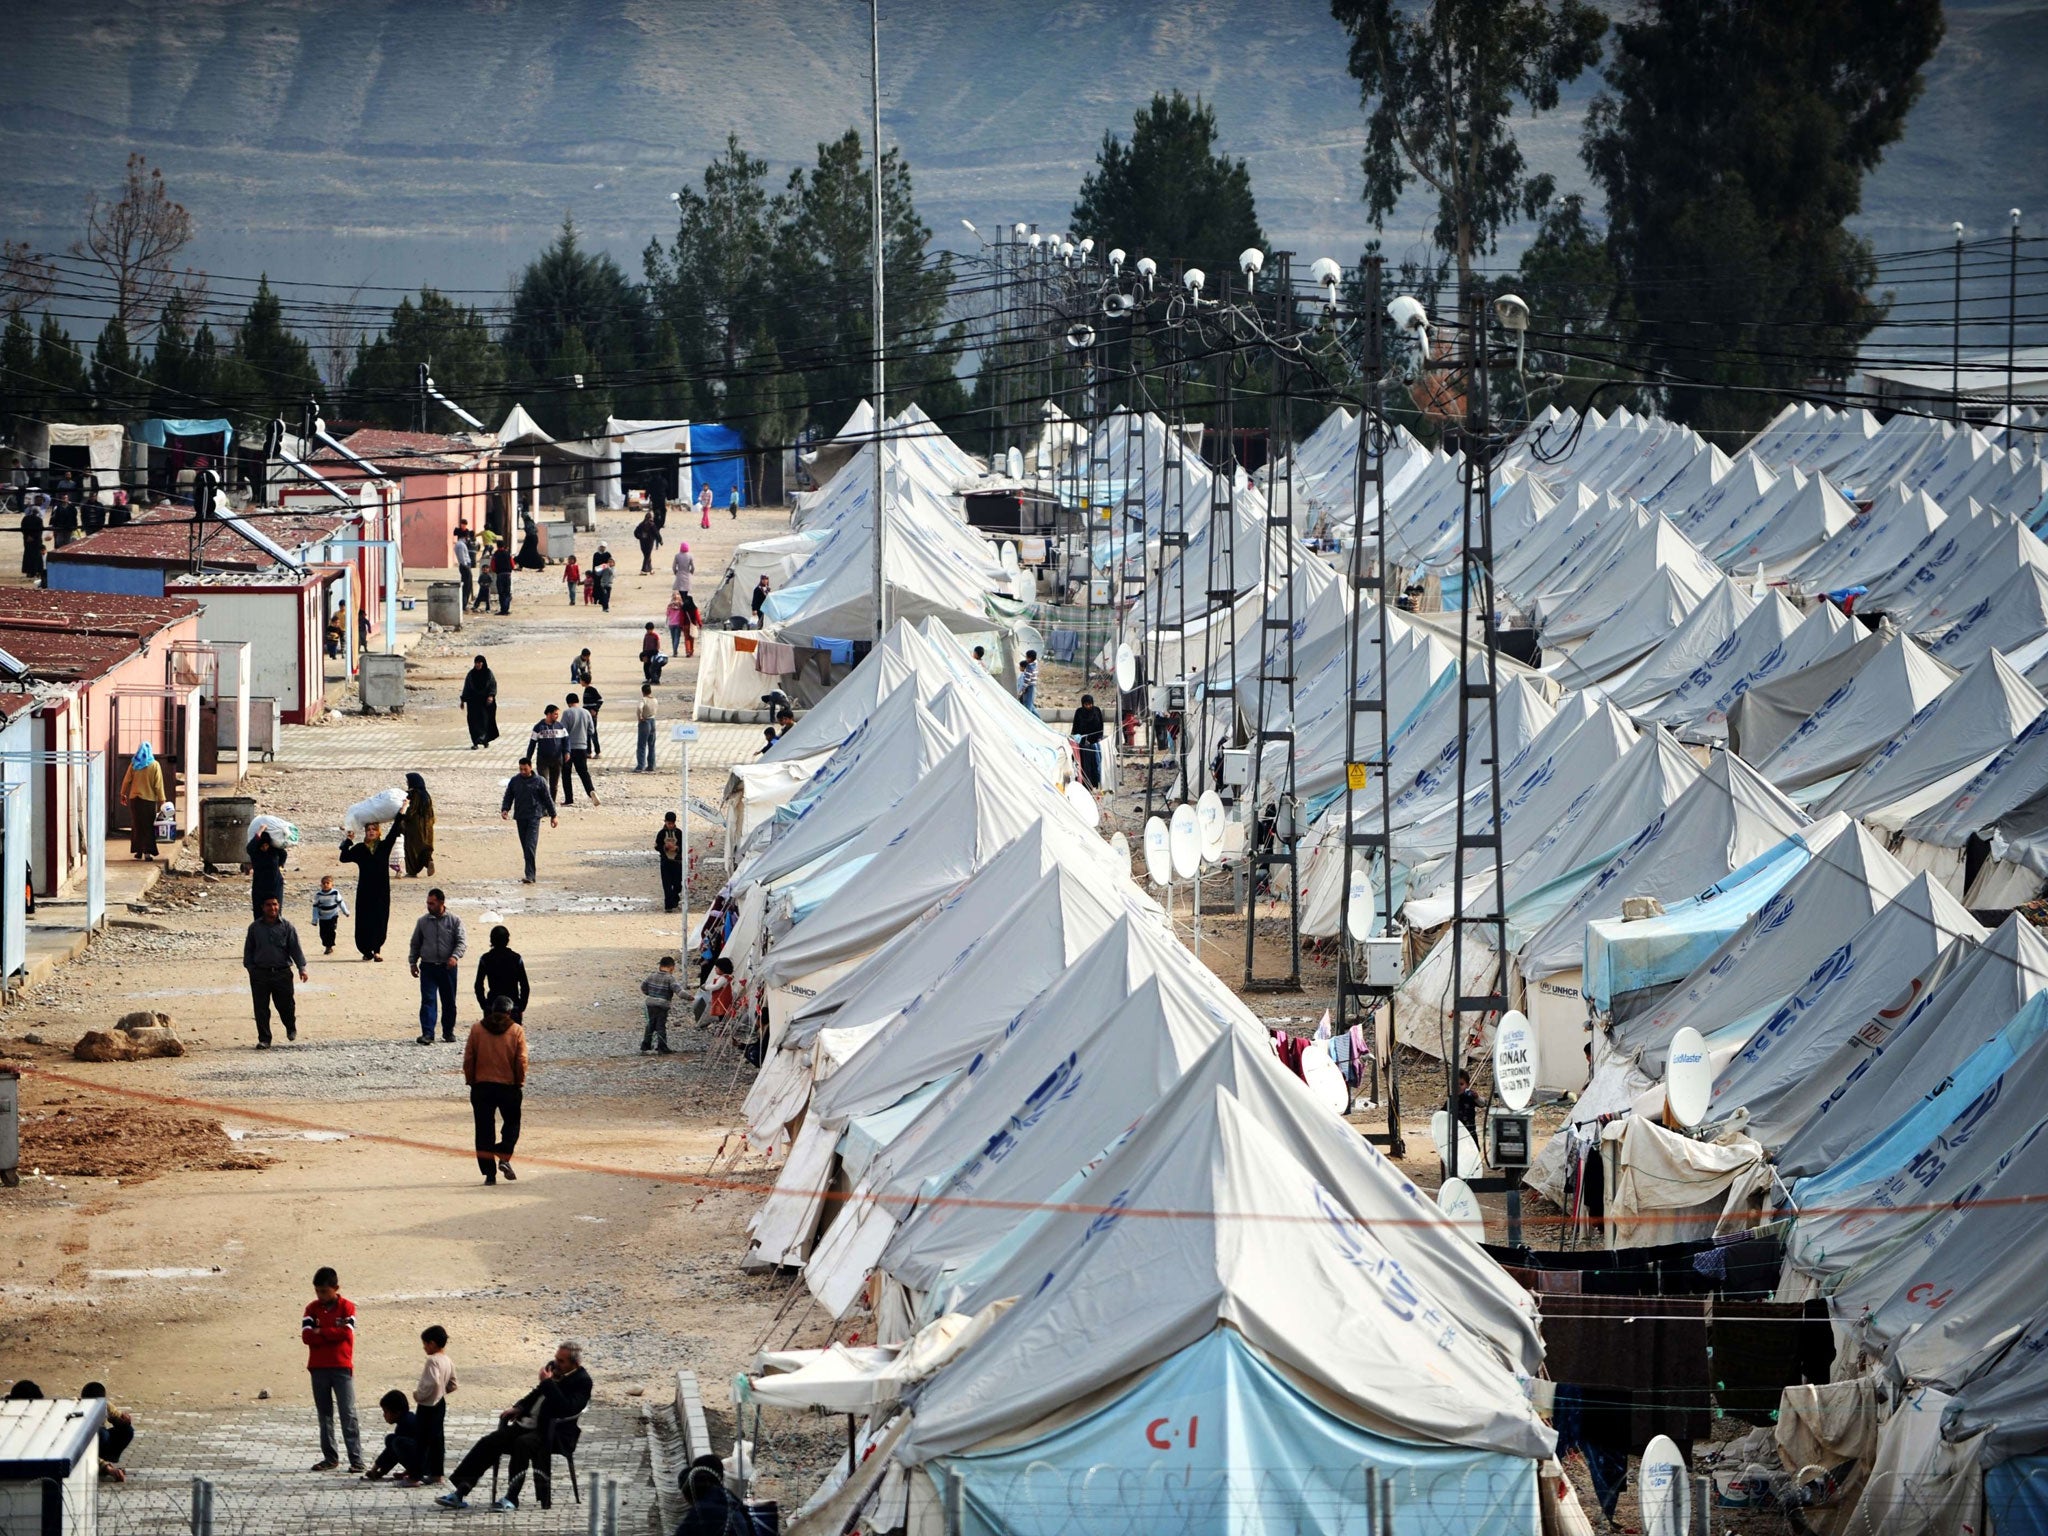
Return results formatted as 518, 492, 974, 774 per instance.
458, 655, 498, 749
514, 523, 546, 570
338, 821, 396, 961
19, 496, 45, 582
120, 743, 166, 859
398, 773, 435, 878
246, 823, 288, 918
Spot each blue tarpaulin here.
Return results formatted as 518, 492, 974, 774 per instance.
136, 418, 233, 456
1987, 1456, 2048, 1529
929, 1329, 1538, 1536
689, 423, 747, 506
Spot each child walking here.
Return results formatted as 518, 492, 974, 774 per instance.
402, 1324, 456, 1487
562, 554, 581, 604
312, 875, 348, 955
641, 955, 684, 1053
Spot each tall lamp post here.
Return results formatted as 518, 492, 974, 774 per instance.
869, 0, 889, 641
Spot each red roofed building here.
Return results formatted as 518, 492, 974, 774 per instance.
0, 589, 205, 893
312, 428, 496, 574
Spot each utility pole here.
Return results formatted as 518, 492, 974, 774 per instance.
1952, 222, 1965, 423
2009, 210, 2024, 427
868, 0, 888, 641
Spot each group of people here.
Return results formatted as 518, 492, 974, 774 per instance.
561, 544, 618, 611
298, 1265, 589, 1513
453, 524, 517, 616
14, 476, 141, 585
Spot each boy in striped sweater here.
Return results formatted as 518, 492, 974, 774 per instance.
311, 875, 349, 955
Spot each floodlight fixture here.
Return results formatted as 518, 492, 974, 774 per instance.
1388, 295, 1430, 336
1492, 293, 1530, 333
1066, 322, 1096, 350
1135, 256, 1157, 291
1078, 237, 1095, 256
1183, 267, 1206, 295
1108, 248, 1126, 272
1238, 247, 1264, 290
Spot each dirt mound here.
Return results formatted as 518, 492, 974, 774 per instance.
73, 1027, 184, 1062
18, 1089, 265, 1182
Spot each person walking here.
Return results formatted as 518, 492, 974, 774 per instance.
665, 592, 686, 657
561, 553, 581, 605
671, 541, 695, 597
19, 498, 44, 583
640, 956, 683, 1053
640, 623, 663, 682
559, 693, 598, 805
635, 683, 658, 772
398, 772, 436, 879
459, 655, 499, 749
302, 1265, 365, 1472
491, 540, 514, 614
473, 925, 530, 1021
527, 704, 569, 801
1017, 649, 1040, 715
655, 811, 683, 912
120, 742, 166, 859
1072, 693, 1106, 789
454, 529, 475, 611
462, 1001, 527, 1185
311, 875, 348, 955
698, 484, 712, 528
591, 546, 615, 612
248, 824, 289, 918
500, 760, 558, 884
727, 484, 740, 520
648, 476, 668, 541
750, 575, 771, 629
581, 683, 605, 758
243, 895, 309, 1048
634, 511, 657, 574
337, 823, 396, 962
408, 888, 467, 1045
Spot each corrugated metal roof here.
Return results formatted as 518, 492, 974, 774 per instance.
50, 505, 357, 569
0, 1398, 104, 1473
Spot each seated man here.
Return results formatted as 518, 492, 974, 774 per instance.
437, 1342, 591, 1512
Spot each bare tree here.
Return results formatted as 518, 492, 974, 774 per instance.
72, 153, 200, 341
0, 239, 57, 315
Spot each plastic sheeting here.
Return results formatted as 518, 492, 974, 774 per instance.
926, 1330, 1541, 1536
688, 421, 747, 505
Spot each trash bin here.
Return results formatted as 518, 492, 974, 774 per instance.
0, 1067, 18, 1187
427, 581, 463, 630
360, 653, 407, 713
200, 795, 256, 872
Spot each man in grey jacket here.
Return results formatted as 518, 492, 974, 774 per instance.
409, 889, 468, 1044
500, 760, 559, 884
559, 693, 598, 807
243, 895, 310, 1048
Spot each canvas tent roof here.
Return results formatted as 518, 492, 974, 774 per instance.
895, 1083, 1556, 1465
1791, 482, 1948, 593
1647, 592, 1839, 739
1924, 565, 2048, 668
1549, 563, 1711, 686
1725, 621, 1892, 763
1598, 578, 1756, 709
1755, 631, 1956, 792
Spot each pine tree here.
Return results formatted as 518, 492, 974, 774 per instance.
1070, 92, 1266, 277
345, 289, 505, 429
35, 314, 90, 418
228, 276, 321, 418
91, 317, 142, 416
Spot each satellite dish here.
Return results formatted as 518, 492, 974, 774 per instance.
1493, 1010, 1537, 1112
1195, 790, 1226, 860
1638, 1436, 1690, 1536
1431, 1110, 1485, 1180
1063, 780, 1100, 828
1665, 1026, 1712, 1129
1168, 804, 1201, 881
1345, 866, 1375, 942
1114, 643, 1138, 693
1006, 446, 1024, 480
999, 540, 1019, 572
1435, 1177, 1484, 1242
1301, 1040, 1352, 1117
1108, 831, 1131, 876
1015, 622, 1044, 655
1142, 817, 1171, 887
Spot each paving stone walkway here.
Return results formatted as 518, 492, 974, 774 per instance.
90, 1401, 658, 1535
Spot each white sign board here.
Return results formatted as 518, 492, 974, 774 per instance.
670, 723, 700, 743
1493, 1010, 1537, 1112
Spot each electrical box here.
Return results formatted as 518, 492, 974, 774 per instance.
1219, 749, 1251, 788
1362, 937, 1404, 989
1089, 577, 1111, 606
1488, 1109, 1533, 1170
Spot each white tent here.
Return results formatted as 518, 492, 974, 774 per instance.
1644, 591, 1828, 739
1791, 481, 1947, 593
1924, 565, 2048, 668
1596, 577, 1756, 708
1755, 631, 1956, 792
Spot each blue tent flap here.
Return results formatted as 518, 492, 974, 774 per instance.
689, 423, 747, 505
136, 418, 233, 453
930, 1329, 1537, 1536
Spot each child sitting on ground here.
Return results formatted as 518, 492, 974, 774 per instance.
640, 955, 685, 1054
363, 1390, 420, 1481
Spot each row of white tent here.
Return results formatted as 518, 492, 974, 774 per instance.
704, 617, 1573, 1534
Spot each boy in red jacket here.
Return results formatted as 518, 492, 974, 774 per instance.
302, 1265, 364, 1472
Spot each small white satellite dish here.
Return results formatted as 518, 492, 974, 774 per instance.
1016, 622, 1044, 655
1301, 1040, 1352, 1117
1108, 831, 1131, 876
1168, 804, 1201, 881
1006, 446, 1024, 480
1345, 866, 1375, 942
999, 540, 1019, 572
1493, 1010, 1537, 1112
1063, 780, 1100, 828
1638, 1435, 1690, 1536
1665, 1026, 1712, 1129
1431, 1110, 1485, 1180
1435, 1177, 1485, 1242
1114, 643, 1138, 693
1142, 817, 1171, 887
1195, 790, 1226, 860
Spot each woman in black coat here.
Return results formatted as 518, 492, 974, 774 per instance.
246, 829, 288, 917
459, 655, 499, 749
338, 823, 397, 961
